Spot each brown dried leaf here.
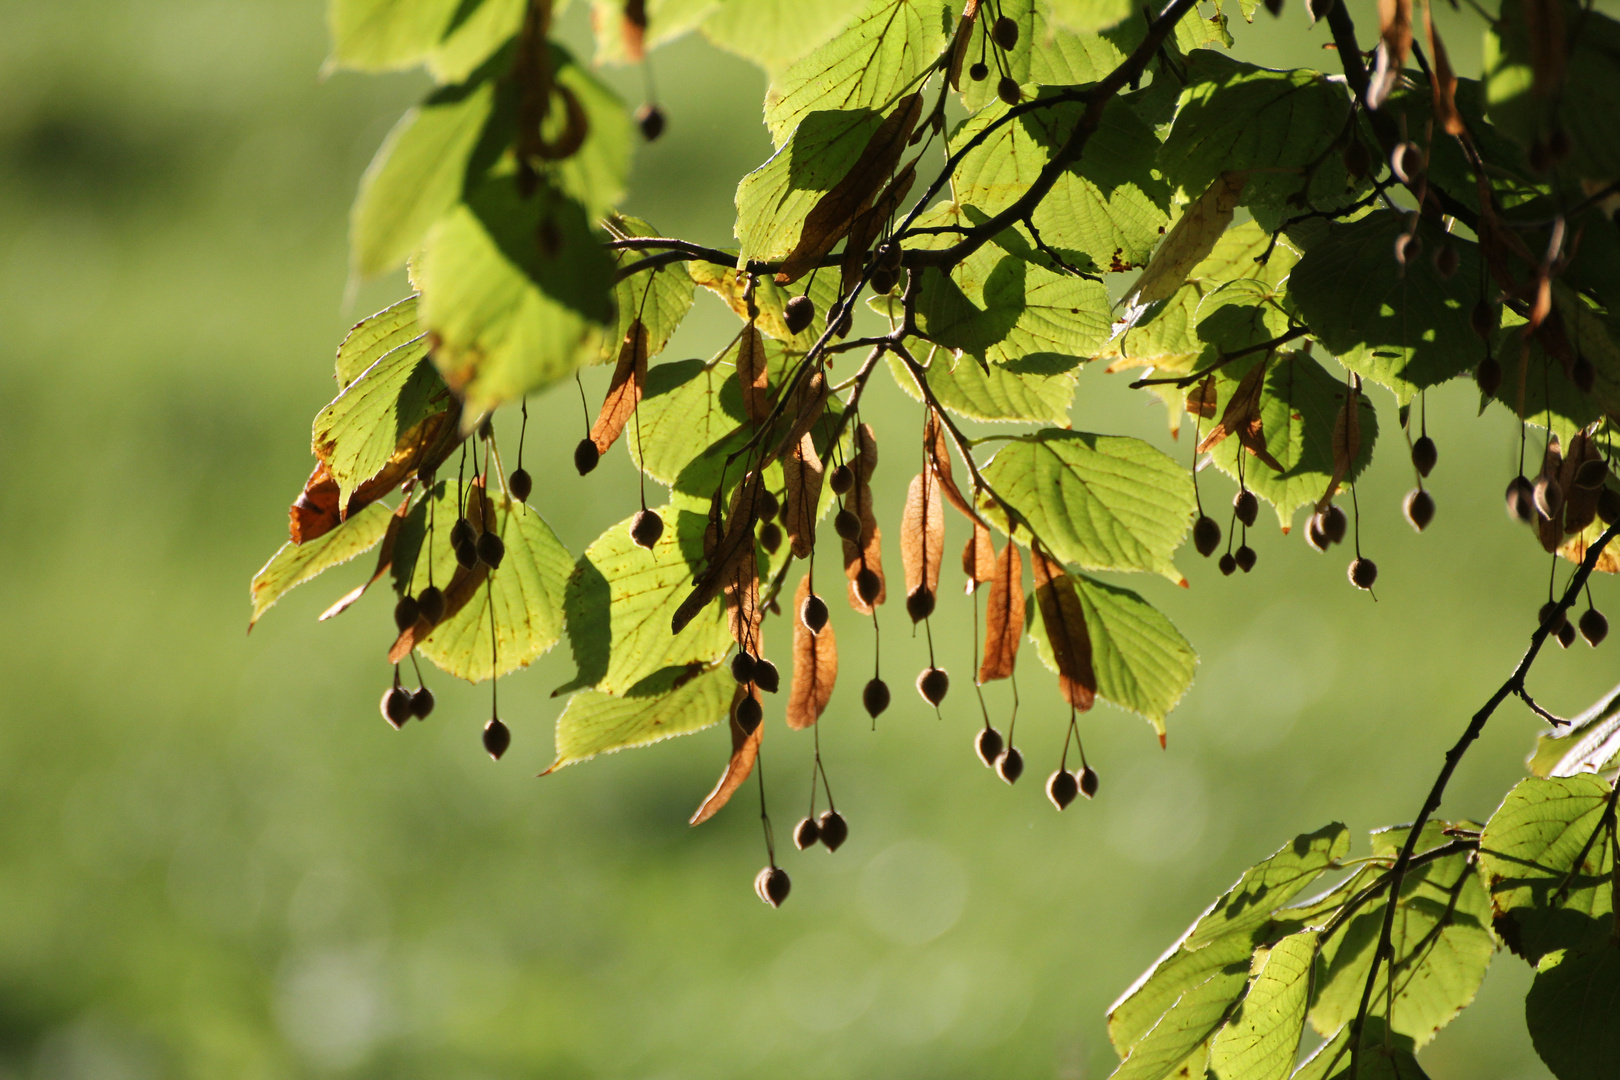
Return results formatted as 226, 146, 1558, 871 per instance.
1031, 551, 1095, 712
787, 575, 838, 730
736, 325, 771, 425
1424, 6, 1465, 137
925, 409, 984, 527
689, 684, 763, 825
901, 470, 945, 612
840, 159, 917, 297
725, 545, 762, 651
776, 93, 924, 283
1185, 375, 1218, 420
1130, 172, 1249, 306
1317, 375, 1365, 512
947, 2, 980, 90
590, 319, 649, 455
979, 541, 1024, 683
1198, 358, 1284, 472
673, 471, 765, 634
963, 522, 995, 592
1369, 0, 1413, 109
843, 525, 886, 614
1560, 430, 1602, 538
783, 432, 825, 559
769, 369, 830, 466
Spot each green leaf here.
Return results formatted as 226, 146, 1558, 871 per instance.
547, 664, 733, 771
1310, 824, 1496, 1050
1289, 212, 1482, 405
912, 209, 1113, 365
393, 482, 573, 682
557, 507, 734, 696
1206, 352, 1379, 529
981, 430, 1195, 580
1208, 931, 1316, 1080
313, 337, 451, 508
1291, 1022, 1431, 1080
248, 503, 395, 626
1026, 573, 1197, 732
416, 177, 614, 422
352, 76, 498, 279
688, 259, 844, 351
1485, 0, 1620, 181
1109, 964, 1250, 1080
734, 107, 885, 265
542, 47, 634, 219
603, 215, 697, 365
326, 0, 522, 79
956, 0, 1135, 112
1478, 775, 1615, 963
1525, 942, 1620, 1080
761, 0, 949, 146
1108, 824, 1350, 1058
629, 357, 749, 493
702, 0, 867, 74
335, 295, 422, 388
887, 349, 1078, 426
1045, 0, 1135, 33
950, 91, 1171, 272
1489, 288, 1620, 441
1528, 682, 1620, 779
1158, 52, 1355, 210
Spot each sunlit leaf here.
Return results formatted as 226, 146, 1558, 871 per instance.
313, 337, 454, 508
335, 295, 422, 388
249, 503, 395, 626
546, 664, 733, 771
1525, 941, 1620, 1080
1208, 931, 1316, 1080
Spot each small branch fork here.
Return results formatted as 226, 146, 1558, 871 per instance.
1346, 519, 1620, 1079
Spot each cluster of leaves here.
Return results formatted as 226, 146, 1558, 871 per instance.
248, 0, 1620, 1067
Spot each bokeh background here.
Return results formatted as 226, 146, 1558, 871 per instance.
1, 1, 1615, 1077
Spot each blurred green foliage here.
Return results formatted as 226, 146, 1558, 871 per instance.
0, 2, 1615, 1077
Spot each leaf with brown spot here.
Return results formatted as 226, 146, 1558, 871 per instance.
736, 325, 771, 425
1198, 358, 1284, 472
901, 470, 944, 617
1316, 374, 1365, 512
590, 319, 649, 455
979, 541, 1024, 683
1031, 551, 1095, 712
783, 431, 824, 559
776, 93, 923, 284
787, 575, 838, 730
689, 684, 763, 825
963, 522, 995, 593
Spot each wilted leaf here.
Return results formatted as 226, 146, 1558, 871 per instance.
901, 470, 944, 618
590, 319, 649, 455
963, 522, 995, 591
1031, 551, 1095, 711
737, 324, 771, 425
979, 540, 1024, 683
787, 574, 838, 730
783, 431, 825, 559
1197, 356, 1284, 473
690, 684, 763, 825
1128, 172, 1249, 306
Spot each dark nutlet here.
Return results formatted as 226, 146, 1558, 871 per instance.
731, 651, 757, 685
1234, 544, 1257, 573
1598, 487, 1620, 525
1580, 608, 1608, 647
1575, 460, 1610, 490
995, 747, 1024, 785
635, 102, 665, 141
1305, 515, 1329, 553
993, 15, 1019, 49
1322, 505, 1348, 545
1218, 552, 1237, 576
1573, 353, 1596, 393
1392, 141, 1423, 182
476, 531, 505, 569
417, 585, 446, 625
829, 464, 855, 495
793, 816, 821, 851
755, 865, 791, 907
1476, 355, 1503, 397
753, 658, 781, 694
1403, 489, 1435, 532
1557, 620, 1577, 649
509, 467, 533, 502
906, 587, 936, 623
1538, 602, 1567, 635
483, 717, 511, 760
1470, 299, 1497, 340
869, 267, 898, 295
855, 567, 882, 605
759, 521, 783, 554
756, 490, 780, 521
574, 438, 600, 475
1532, 476, 1564, 521
1047, 769, 1079, 810
834, 508, 862, 542
735, 695, 763, 734
1234, 490, 1259, 528
394, 595, 421, 632
1193, 515, 1221, 557
1342, 138, 1371, 180
1078, 765, 1099, 799
1506, 475, 1537, 524
801, 593, 830, 634
1348, 557, 1378, 591
382, 686, 413, 729
1411, 435, 1437, 478
975, 726, 1004, 767
997, 76, 1021, 106
817, 809, 848, 852
1394, 232, 1422, 265
449, 517, 475, 550
783, 294, 816, 336
409, 686, 435, 719
863, 677, 891, 718
454, 537, 479, 570
969, 60, 989, 81
630, 508, 665, 549
1432, 243, 1459, 279
916, 666, 949, 706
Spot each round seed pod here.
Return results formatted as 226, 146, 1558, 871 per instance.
755, 865, 791, 907
1598, 487, 1620, 525
1433, 243, 1460, 279
783, 294, 816, 336
635, 103, 666, 141
830, 308, 853, 338
1476, 355, 1503, 396
1403, 489, 1435, 531
417, 585, 446, 625
381, 686, 413, 729
863, 677, 891, 719
731, 651, 757, 685
975, 726, 1004, 767
1470, 299, 1498, 340
906, 587, 936, 622
1506, 475, 1537, 523
1078, 765, 1099, 799
1218, 552, 1238, 576
482, 717, 511, 760
509, 467, 533, 502
997, 76, 1021, 106
1533, 476, 1564, 521
829, 464, 855, 495
756, 491, 780, 521
454, 537, 480, 570
450, 517, 476, 550
1046, 769, 1079, 810
1234, 544, 1257, 573
1411, 436, 1438, 477
1306, 515, 1330, 552
869, 267, 898, 295
759, 521, 783, 554
969, 60, 989, 82
793, 816, 821, 850
735, 695, 763, 734
1580, 608, 1608, 647
916, 666, 950, 706
834, 508, 862, 541
1392, 141, 1423, 182
1557, 620, 1578, 649
631, 508, 665, 549
1348, 557, 1378, 591
1193, 515, 1221, 557
855, 567, 882, 605
1575, 460, 1610, 490
409, 686, 436, 719
993, 16, 1019, 49
476, 531, 506, 569
394, 595, 421, 632
801, 593, 830, 634
876, 242, 903, 272
1322, 505, 1349, 545
753, 658, 781, 694
1394, 232, 1422, 265
1234, 490, 1259, 528
574, 438, 600, 475
817, 809, 849, 851
1538, 602, 1567, 635
995, 747, 1024, 785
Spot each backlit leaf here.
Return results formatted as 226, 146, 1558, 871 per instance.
249, 502, 395, 626
1208, 931, 1316, 1080
547, 664, 733, 771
